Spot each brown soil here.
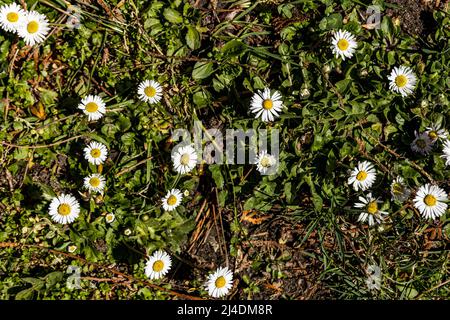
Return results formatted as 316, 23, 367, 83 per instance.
386, 0, 448, 36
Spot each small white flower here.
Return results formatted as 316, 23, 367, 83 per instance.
411, 131, 433, 155
84, 141, 108, 165
0, 3, 25, 33
425, 123, 447, 142
172, 144, 197, 174
354, 193, 388, 226
105, 213, 115, 223
162, 189, 183, 212
78, 95, 106, 121
348, 161, 377, 191
250, 87, 284, 122
138, 80, 163, 104
48, 194, 80, 224
83, 173, 105, 193
331, 29, 357, 60
388, 66, 417, 97
17, 11, 50, 46
441, 140, 450, 166
255, 150, 277, 175
124, 228, 132, 236
68, 245, 77, 253
205, 266, 234, 298
413, 184, 448, 220
144, 250, 172, 280
390, 177, 411, 202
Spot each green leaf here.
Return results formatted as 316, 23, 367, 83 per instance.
186, 26, 200, 50
221, 40, 246, 57
209, 164, 224, 188
192, 61, 214, 80
15, 288, 35, 300
163, 8, 183, 24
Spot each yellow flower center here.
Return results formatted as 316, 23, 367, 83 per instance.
395, 75, 408, 88
89, 177, 101, 187
7, 12, 19, 23
167, 195, 177, 206
180, 153, 191, 165
337, 38, 349, 51
144, 86, 156, 98
424, 194, 437, 206
367, 201, 378, 215
106, 214, 114, 222
27, 21, 39, 34
260, 156, 271, 168
90, 148, 101, 158
85, 102, 99, 113
215, 276, 226, 288
152, 260, 164, 272
262, 99, 273, 110
58, 203, 71, 216
428, 131, 438, 140
416, 139, 426, 149
356, 171, 367, 181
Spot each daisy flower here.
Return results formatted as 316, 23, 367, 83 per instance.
390, 177, 411, 202
255, 150, 277, 175
84, 141, 108, 165
354, 193, 388, 226
0, 2, 25, 33
138, 80, 163, 104
105, 213, 115, 223
413, 184, 448, 220
250, 87, 283, 122
331, 29, 357, 60
441, 140, 450, 166
172, 144, 197, 174
388, 66, 417, 97
48, 194, 80, 224
205, 266, 234, 298
83, 173, 105, 193
425, 123, 447, 142
411, 131, 432, 155
68, 245, 77, 253
78, 95, 106, 121
144, 250, 172, 280
17, 11, 50, 46
162, 189, 183, 212
348, 161, 377, 191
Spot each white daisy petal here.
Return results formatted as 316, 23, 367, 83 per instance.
83, 141, 108, 165
83, 173, 106, 193
388, 66, 417, 97
138, 80, 163, 104
205, 266, 234, 298
78, 95, 106, 121
255, 150, 278, 175
144, 250, 172, 280
162, 188, 183, 211
17, 10, 50, 46
390, 176, 411, 202
413, 184, 448, 220
171, 144, 197, 175
250, 88, 284, 122
348, 161, 377, 191
330, 29, 357, 60
0, 3, 25, 33
354, 193, 388, 226
411, 131, 433, 155
48, 194, 80, 224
